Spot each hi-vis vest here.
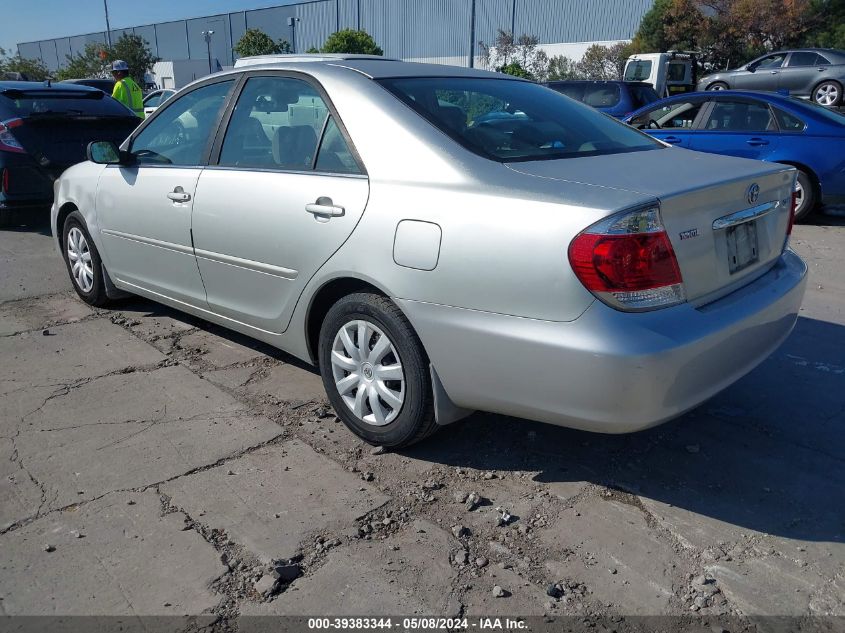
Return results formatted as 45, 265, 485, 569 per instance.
112, 77, 145, 119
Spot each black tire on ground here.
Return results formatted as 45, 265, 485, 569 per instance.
61, 211, 111, 307
812, 80, 842, 107
706, 81, 729, 91
318, 292, 437, 448
793, 170, 817, 223
0, 209, 10, 229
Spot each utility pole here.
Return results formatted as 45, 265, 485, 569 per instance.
202, 30, 214, 74
288, 17, 300, 53
104, 0, 112, 48
469, 0, 476, 68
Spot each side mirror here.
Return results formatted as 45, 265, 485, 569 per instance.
746, 64, 757, 73
87, 141, 130, 165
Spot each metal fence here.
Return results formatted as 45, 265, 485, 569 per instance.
18, 0, 654, 72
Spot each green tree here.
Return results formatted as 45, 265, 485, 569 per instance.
803, 0, 845, 49
234, 28, 291, 57
0, 47, 50, 80
318, 29, 383, 55
631, 0, 673, 52
577, 42, 631, 80
55, 34, 157, 85
546, 55, 582, 80
111, 34, 158, 85
497, 61, 532, 79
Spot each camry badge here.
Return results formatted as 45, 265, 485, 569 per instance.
679, 228, 699, 240
747, 183, 760, 205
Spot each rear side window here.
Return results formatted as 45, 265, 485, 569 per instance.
624, 60, 652, 81
0, 90, 131, 117
705, 100, 775, 131
581, 84, 620, 108
380, 77, 660, 162
772, 107, 806, 131
788, 52, 820, 66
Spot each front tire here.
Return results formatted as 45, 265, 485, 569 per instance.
793, 170, 817, 222
61, 211, 111, 307
813, 81, 842, 107
707, 81, 729, 91
318, 293, 437, 448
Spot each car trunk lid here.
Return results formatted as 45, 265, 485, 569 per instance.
506, 147, 795, 304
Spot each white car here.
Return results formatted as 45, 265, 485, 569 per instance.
142, 89, 175, 117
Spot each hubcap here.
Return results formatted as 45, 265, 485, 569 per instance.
66, 227, 94, 293
815, 84, 839, 106
330, 320, 405, 426
710, 83, 725, 90
795, 180, 805, 214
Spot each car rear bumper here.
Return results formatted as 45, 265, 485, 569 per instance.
399, 248, 807, 433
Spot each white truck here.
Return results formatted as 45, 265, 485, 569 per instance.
624, 51, 699, 98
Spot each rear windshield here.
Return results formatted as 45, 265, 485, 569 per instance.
624, 60, 652, 81
628, 84, 659, 109
789, 97, 845, 125
378, 77, 661, 162
0, 90, 131, 118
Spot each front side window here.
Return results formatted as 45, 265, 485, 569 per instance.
131, 79, 234, 165
633, 100, 704, 129
754, 54, 786, 70
380, 77, 661, 162
705, 100, 775, 131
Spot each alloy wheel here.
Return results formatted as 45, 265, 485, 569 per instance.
67, 227, 94, 293
330, 319, 405, 426
814, 83, 840, 106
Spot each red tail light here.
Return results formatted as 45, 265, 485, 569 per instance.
569, 206, 686, 311
787, 189, 797, 236
0, 118, 25, 154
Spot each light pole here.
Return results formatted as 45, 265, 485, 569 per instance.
287, 17, 300, 53
202, 30, 214, 74
103, 0, 112, 48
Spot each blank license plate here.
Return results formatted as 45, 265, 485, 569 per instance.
726, 220, 759, 274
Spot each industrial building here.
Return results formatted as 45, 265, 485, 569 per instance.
18, 0, 654, 77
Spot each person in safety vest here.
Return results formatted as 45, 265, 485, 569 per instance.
110, 60, 145, 119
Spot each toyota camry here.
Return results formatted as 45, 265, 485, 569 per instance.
50, 55, 807, 447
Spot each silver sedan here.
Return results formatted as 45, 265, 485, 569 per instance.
51, 56, 807, 447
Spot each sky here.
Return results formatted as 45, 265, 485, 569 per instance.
1, 0, 300, 56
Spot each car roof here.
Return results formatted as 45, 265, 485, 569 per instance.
0, 80, 103, 93
224, 56, 518, 80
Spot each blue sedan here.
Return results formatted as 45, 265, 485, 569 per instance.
625, 91, 845, 220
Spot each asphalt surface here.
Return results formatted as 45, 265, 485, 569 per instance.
0, 207, 843, 629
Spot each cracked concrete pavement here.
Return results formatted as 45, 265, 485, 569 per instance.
0, 213, 843, 628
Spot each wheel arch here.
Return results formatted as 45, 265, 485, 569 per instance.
304, 275, 396, 366
772, 160, 820, 193
56, 201, 79, 247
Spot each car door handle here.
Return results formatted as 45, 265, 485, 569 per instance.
167, 186, 191, 202
663, 136, 683, 144
305, 197, 344, 218
747, 138, 769, 146
770, 70, 779, 74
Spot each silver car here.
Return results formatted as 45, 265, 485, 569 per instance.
51, 56, 807, 448
697, 48, 845, 107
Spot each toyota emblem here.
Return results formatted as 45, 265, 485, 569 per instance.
747, 183, 760, 205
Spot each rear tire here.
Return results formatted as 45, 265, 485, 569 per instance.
707, 81, 729, 91
318, 292, 437, 448
61, 211, 111, 307
812, 80, 842, 107
793, 170, 817, 222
